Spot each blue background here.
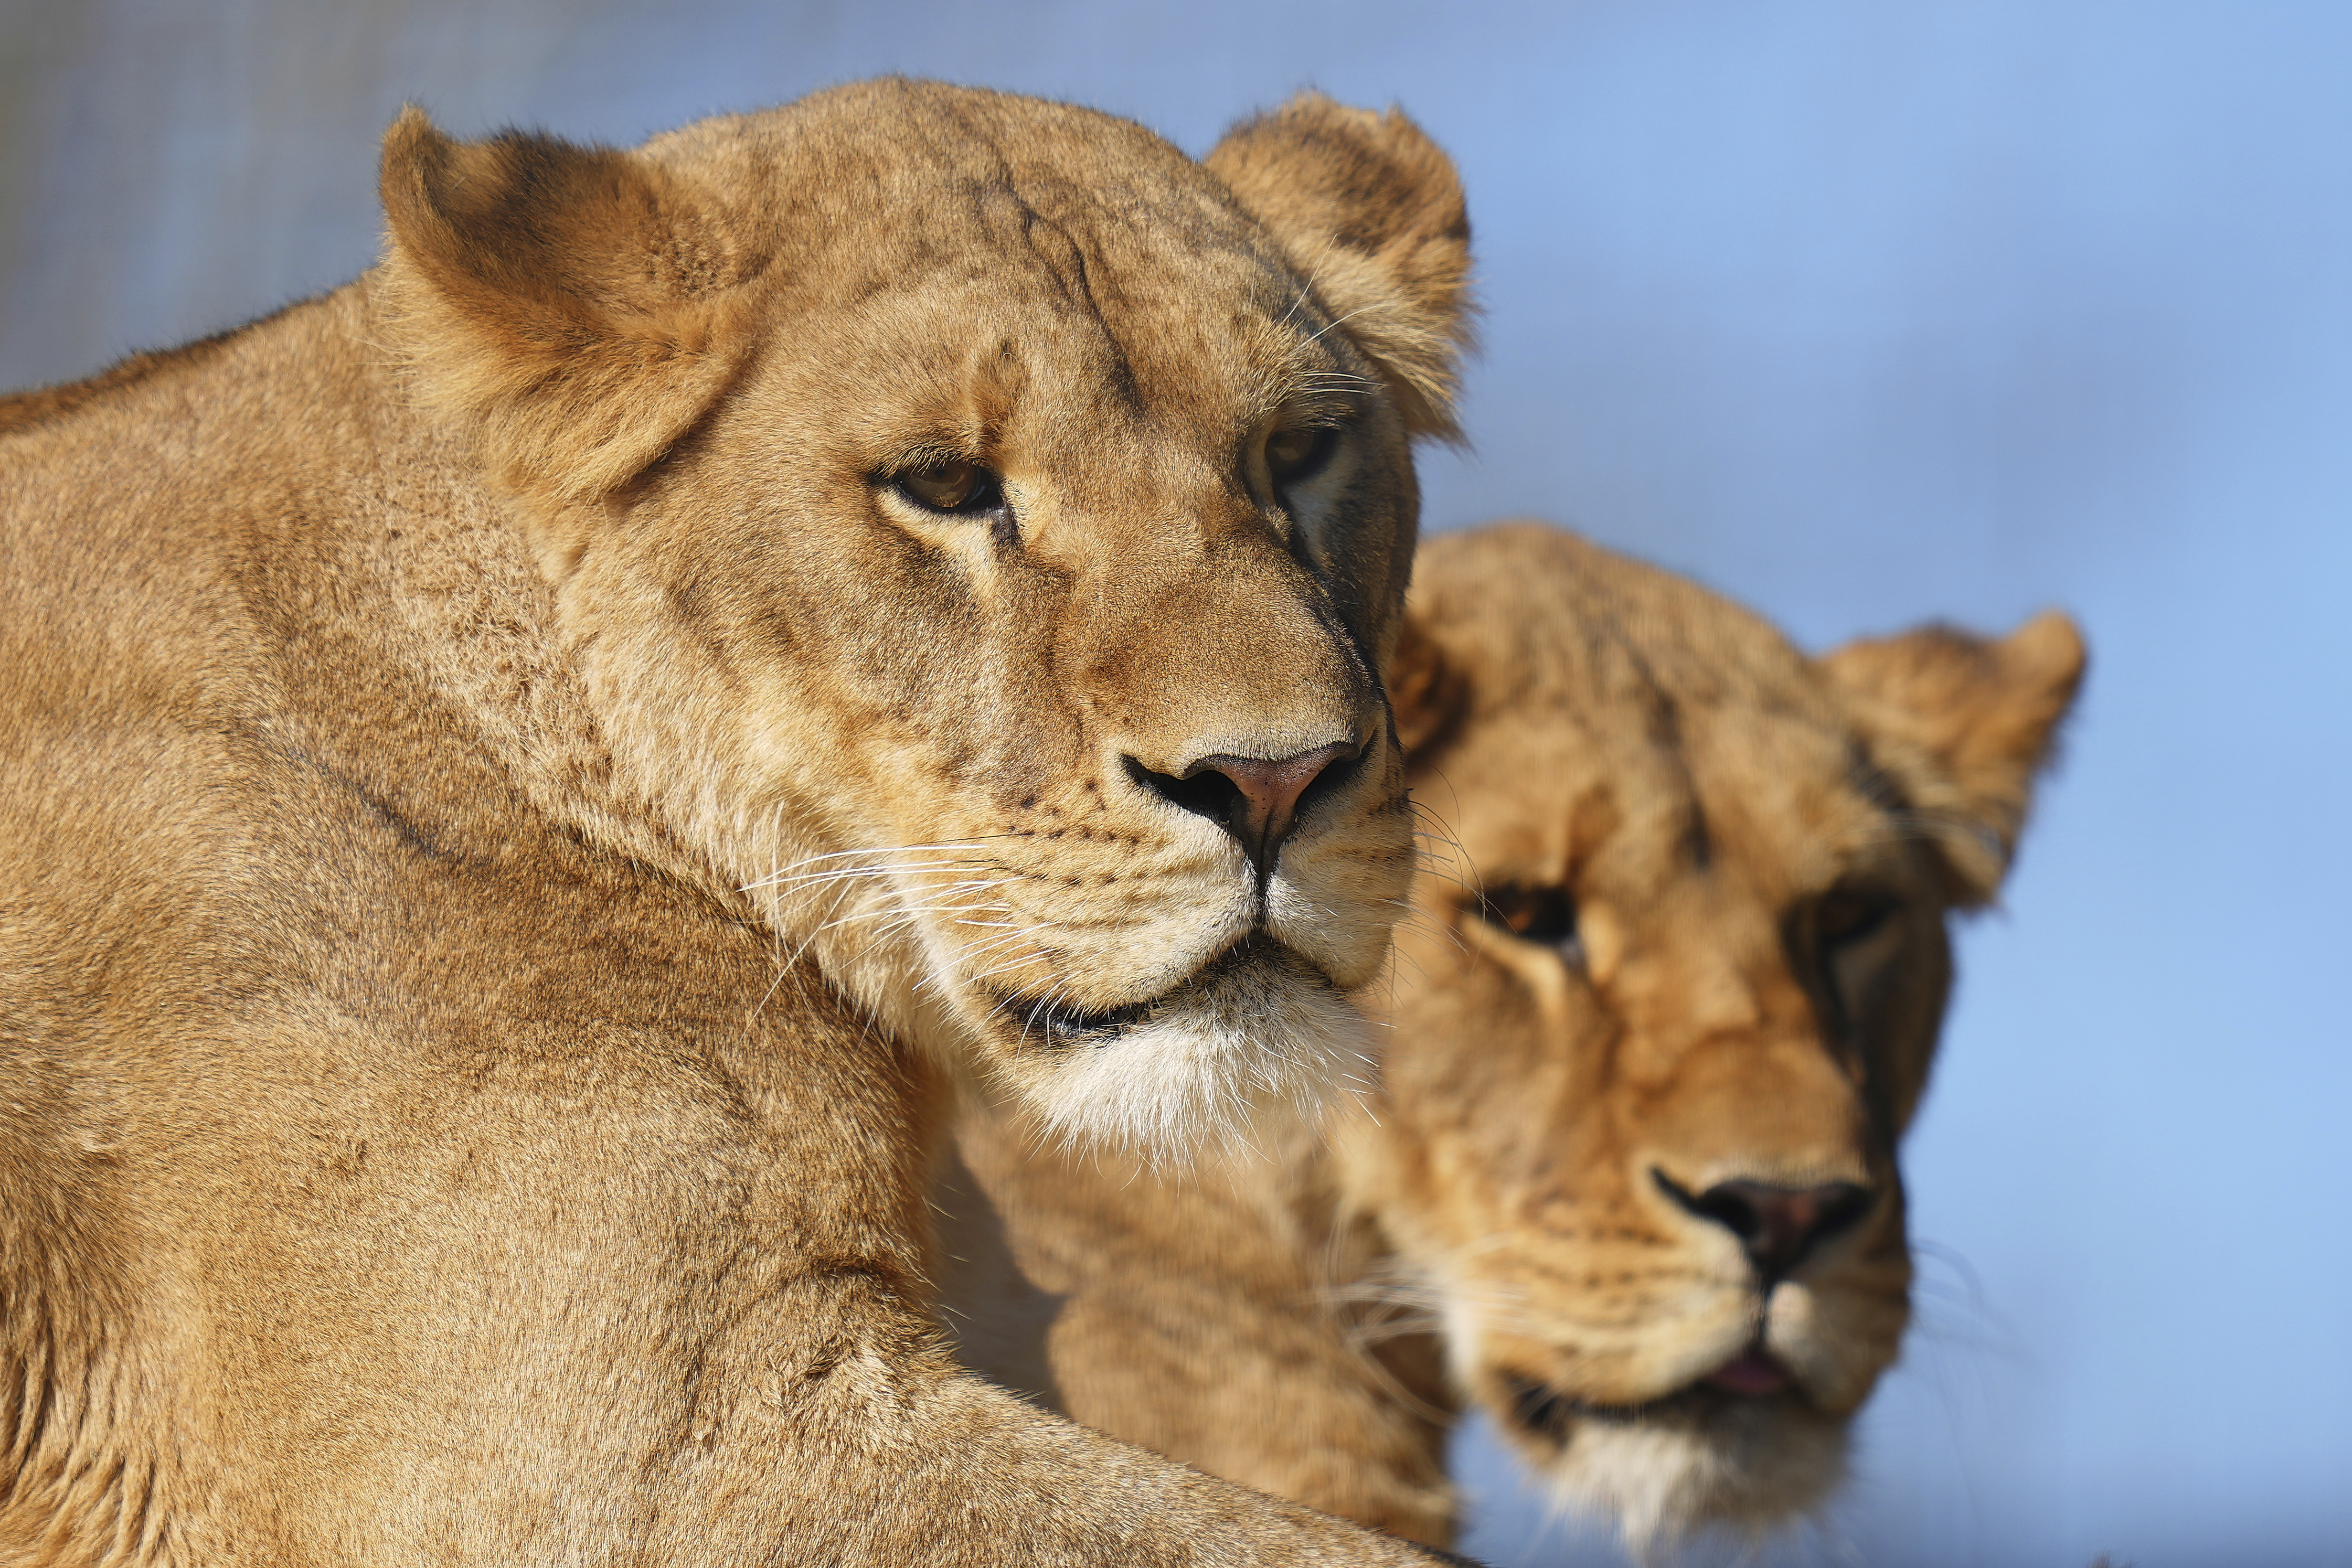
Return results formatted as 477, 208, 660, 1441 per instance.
3, 3, 2345, 1563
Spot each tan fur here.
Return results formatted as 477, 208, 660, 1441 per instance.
0, 80, 1482, 1565
944, 522, 2083, 1551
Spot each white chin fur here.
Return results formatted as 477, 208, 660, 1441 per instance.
1545, 1404, 1849, 1558
1007, 961, 1372, 1158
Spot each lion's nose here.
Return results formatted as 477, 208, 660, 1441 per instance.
1654, 1172, 1877, 1282
1125, 741, 1363, 877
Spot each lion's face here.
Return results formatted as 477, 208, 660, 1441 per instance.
376, 83, 1472, 1149
1354, 525, 2081, 1545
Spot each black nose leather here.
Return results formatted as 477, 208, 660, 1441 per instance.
1125, 741, 1361, 875
1655, 1171, 1876, 1281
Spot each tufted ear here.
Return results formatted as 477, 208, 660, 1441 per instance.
1206, 94, 1475, 441
1819, 611, 2087, 906
378, 106, 762, 504
1386, 608, 1468, 758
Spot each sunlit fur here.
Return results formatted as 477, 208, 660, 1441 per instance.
941, 521, 2084, 1554
361, 85, 1481, 1160
0, 82, 1475, 1565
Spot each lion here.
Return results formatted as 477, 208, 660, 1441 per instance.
941, 521, 2085, 1553
0, 81, 1485, 1564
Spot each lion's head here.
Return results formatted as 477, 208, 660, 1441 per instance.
373, 81, 1473, 1151
1351, 523, 2083, 1546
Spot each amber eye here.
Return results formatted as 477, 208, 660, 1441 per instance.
892, 458, 1002, 515
1816, 886, 1898, 947
1264, 426, 1336, 486
1477, 883, 1583, 961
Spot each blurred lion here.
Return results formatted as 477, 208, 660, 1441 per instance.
942, 520, 2084, 1551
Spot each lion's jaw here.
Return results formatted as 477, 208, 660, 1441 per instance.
1506, 1386, 1849, 1556
1389, 1038, 1917, 1547
1357, 1115, 1908, 1552
1415, 1237, 1891, 1553
393, 84, 1466, 1156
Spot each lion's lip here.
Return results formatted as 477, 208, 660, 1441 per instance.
1504, 1350, 1802, 1438
983, 936, 1294, 1047
1702, 1349, 1793, 1397
993, 990, 1160, 1042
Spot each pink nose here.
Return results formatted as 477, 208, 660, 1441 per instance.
1127, 741, 1362, 876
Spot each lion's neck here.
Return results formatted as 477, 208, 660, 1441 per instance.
209, 281, 730, 901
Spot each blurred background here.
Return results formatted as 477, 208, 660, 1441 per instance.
3, 1, 2344, 1562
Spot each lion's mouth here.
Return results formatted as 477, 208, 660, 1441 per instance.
984, 937, 1304, 1050
1503, 1348, 1804, 1442
992, 988, 1164, 1048
1700, 1349, 1792, 1396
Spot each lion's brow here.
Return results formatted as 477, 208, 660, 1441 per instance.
1250, 340, 1374, 430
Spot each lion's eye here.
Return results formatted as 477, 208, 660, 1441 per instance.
1816, 886, 1897, 948
1477, 883, 1583, 962
1264, 426, 1337, 487
892, 459, 1002, 515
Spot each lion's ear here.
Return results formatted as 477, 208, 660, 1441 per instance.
1386, 609, 1466, 758
1206, 94, 1475, 441
1820, 611, 2087, 905
379, 106, 761, 503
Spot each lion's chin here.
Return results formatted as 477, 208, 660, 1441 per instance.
994, 941, 1372, 1157
1500, 1378, 1850, 1554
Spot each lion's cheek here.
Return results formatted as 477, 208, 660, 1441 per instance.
1263, 795, 1417, 990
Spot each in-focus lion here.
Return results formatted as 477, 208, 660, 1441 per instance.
0, 81, 1482, 1564
943, 521, 2084, 1552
